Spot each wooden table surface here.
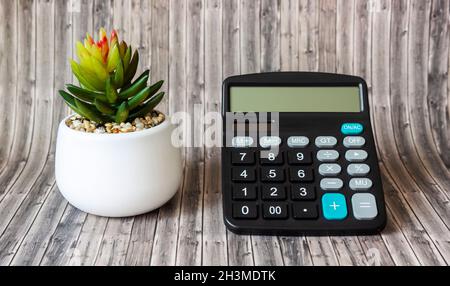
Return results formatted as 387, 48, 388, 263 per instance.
0, 0, 449, 266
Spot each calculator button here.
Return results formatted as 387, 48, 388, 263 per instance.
263, 203, 288, 219
232, 185, 257, 200
315, 136, 338, 148
231, 150, 255, 165
341, 123, 364, 135
291, 184, 316, 201
233, 203, 258, 219
260, 136, 282, 148
293, 203, 318, 219
351, 193, 378, 220
316, 150, 340, 162
322, 193, 348, 220
345, 150, 368, 162
347, 164, 371, 176
349, 178, 373, 191
232, 136, 254, 148
232, 167, 256, 182
287, 136, 310, 148
261, 167, 285, 182
262, 185, 286, 201
260, 151, 284, 165
288, 151, 312, 165
318, 164, 342, 176
290, 168, 314, 182
343, 136, 366, 148
320, 178, 344, 191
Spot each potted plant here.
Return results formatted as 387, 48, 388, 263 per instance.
55, 28, 182, 217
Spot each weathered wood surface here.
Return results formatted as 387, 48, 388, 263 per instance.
0, 0, 449, 266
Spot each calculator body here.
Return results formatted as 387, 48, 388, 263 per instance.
221, 72, 387, 236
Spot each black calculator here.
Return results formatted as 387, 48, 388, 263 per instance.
221, 72, 387, 235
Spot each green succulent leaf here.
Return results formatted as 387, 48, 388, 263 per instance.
127, 80, 164, 110
119, 41, 128, 59
75, 99, 108, 123
124, 51, 139, 85
70, 60, 97, 91
94, 98, 116, 115
107, 44, 121, 73
66, 84, 107, 104
123, 46, 132, 72
121, 70, 149, 91
129, 92, 165, 120
115, 101, 129, 123
59, 90, 83, 114
71, 60, 106, 91
105, 77, 119, 104
114, 58, 125, 87
118, 73, 149, 99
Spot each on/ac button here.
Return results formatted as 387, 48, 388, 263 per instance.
341, 123, 364, 135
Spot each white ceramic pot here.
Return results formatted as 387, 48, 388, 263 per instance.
55, 114, 182, 217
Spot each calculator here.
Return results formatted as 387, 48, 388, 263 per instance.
221, 72, 387, 235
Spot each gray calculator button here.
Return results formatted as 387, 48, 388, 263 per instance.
320, 178, 344, 191
288, 136, 309, 148
345, 150, 368, 162
317, 150, 340, 162
260, 136, 282, 148
347, 164, 371, 176
343, 136, 366, 148
319, 164, 342, 176
315, 136, 338, 148
352, 193, 378, 220
232, 136, 254, 148
349, 178, 373, 191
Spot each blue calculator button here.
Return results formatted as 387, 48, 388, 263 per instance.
341, 123, 364, 135
322, 193, 348, 220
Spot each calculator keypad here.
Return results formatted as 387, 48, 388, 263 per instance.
228, 123, 380, 229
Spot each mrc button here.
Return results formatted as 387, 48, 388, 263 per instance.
341, 123, 364, 135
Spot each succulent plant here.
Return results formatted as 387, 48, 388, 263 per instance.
59, 28, 165, 124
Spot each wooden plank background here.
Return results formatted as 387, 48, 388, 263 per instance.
0, 0, 449, 266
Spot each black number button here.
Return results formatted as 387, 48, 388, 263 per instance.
233, 185, 257, 200
263, 203, 288, 219
290, 168, 314, 182
233, 203, 258, 219
262, 185, 286, 201
260, 151, 283, 165
291, 184, 316, 201
288, 151, 312, 165
232, 167, 256, 182
293, 203, 318, 219
261, 167, 285, 182
232, 150, 255, 165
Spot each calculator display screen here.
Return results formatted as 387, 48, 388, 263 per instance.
230, 86, 362, 112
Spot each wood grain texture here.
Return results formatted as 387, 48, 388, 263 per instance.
203, 0, 228, 266
0, 0, 449, 266
0, 0, 17, 174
